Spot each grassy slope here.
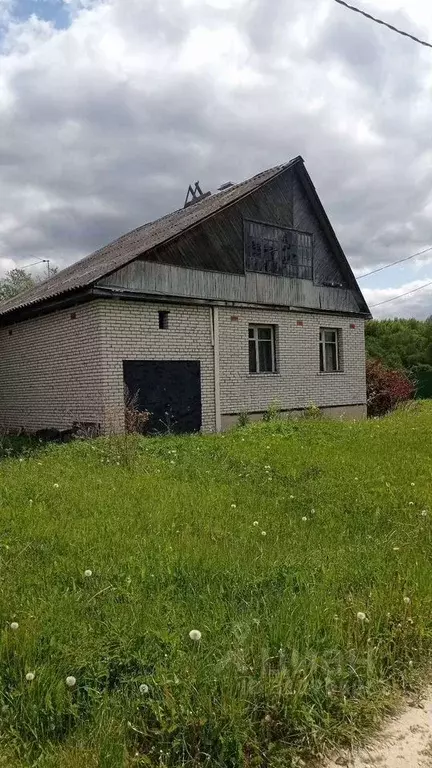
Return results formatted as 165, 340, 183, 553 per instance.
0, 406, 432, 767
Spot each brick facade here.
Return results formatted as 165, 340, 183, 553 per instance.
0, 303, 104, 432
98, 301, 216, 433
0, 299, 366, 434
218, 307, 366, 420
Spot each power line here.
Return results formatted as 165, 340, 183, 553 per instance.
357, 245, 432, 280
333, 0, 432, 50
370, 280, 432, 308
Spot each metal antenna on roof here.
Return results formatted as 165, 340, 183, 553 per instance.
184, 181, 211, 208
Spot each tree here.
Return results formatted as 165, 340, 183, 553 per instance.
0, 266, 57, 302
365, 319, 432, 372
0, 269, 36, 301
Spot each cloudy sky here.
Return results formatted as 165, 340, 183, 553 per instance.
1, 0, 432, 318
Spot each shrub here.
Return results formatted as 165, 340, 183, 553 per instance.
366, 359, 415, 417
124, 387, 151, 434
303, 402, 322, 420
263, 399, 282, 421
237, 411, 250, 427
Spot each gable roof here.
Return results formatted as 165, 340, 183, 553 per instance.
0, 158, 300, 317
0, 156, 370, 318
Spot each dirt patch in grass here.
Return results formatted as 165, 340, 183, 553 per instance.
327, 690, 432, 768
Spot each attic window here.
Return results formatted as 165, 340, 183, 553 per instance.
245, 221, 313, 280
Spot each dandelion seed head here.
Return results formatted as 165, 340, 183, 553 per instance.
302, 516, 308, 522
409, 502, 414, 506
66, 676, 76, 688
253, 521, 259, 526
231, 504, 237, 509
421, 510, 428, 517
139, 683, 149, 695
189, 629, 202, 642
411, 482, 415, 486
261, 531, 267, 536
84, 569, 93, 578
357, 612, 366, 622
25, 672, 35, 682
10, 622, 18, 631
403, 596, 411, 605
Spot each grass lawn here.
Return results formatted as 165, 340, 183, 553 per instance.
0, 404, 432, 767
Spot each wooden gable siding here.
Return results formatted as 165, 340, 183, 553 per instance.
141, 170, 294, 274
96, 165, 366, 315
97, 261, 362, 314
135, 167, 349, 291
293, 174, 347, 287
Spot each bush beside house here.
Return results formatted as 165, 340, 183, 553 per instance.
366, 358, 415, 417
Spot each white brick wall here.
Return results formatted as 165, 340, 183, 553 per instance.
98, 301, 216, 432
0, 299, 366, 434
218, 307, 366, 416
0, 303, 104, 432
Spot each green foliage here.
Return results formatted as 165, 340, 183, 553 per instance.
1, 408, 432, 766
262, 399, 281, 421
0, 266, 58, 302
303, 402, 322, 420
365, 318, 432, 371
0, 269, 36, 301
237, 411, 250, 427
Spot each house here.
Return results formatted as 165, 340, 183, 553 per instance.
0, 156, 371, 435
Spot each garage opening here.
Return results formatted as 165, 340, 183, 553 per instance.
123, 360, 202, 435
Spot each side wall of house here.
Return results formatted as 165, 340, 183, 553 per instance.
98, 300, 216, 433
0, 300, 365, 434
97, 301, 365, 433
218, 308, 366, 426
0, 304, 104, 432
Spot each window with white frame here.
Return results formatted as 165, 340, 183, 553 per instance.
319, 328, 341, 372
249, 325, 276, 373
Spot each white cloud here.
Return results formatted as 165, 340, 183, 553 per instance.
0, 0, 432, 319
364, 280, 432, 319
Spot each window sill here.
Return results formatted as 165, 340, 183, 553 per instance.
248, 372, 281, 377
317, 371, 345, 375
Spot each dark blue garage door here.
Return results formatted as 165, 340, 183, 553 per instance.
123, 360, 202, 434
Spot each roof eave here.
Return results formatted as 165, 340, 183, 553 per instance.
0, 288, 95, 326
